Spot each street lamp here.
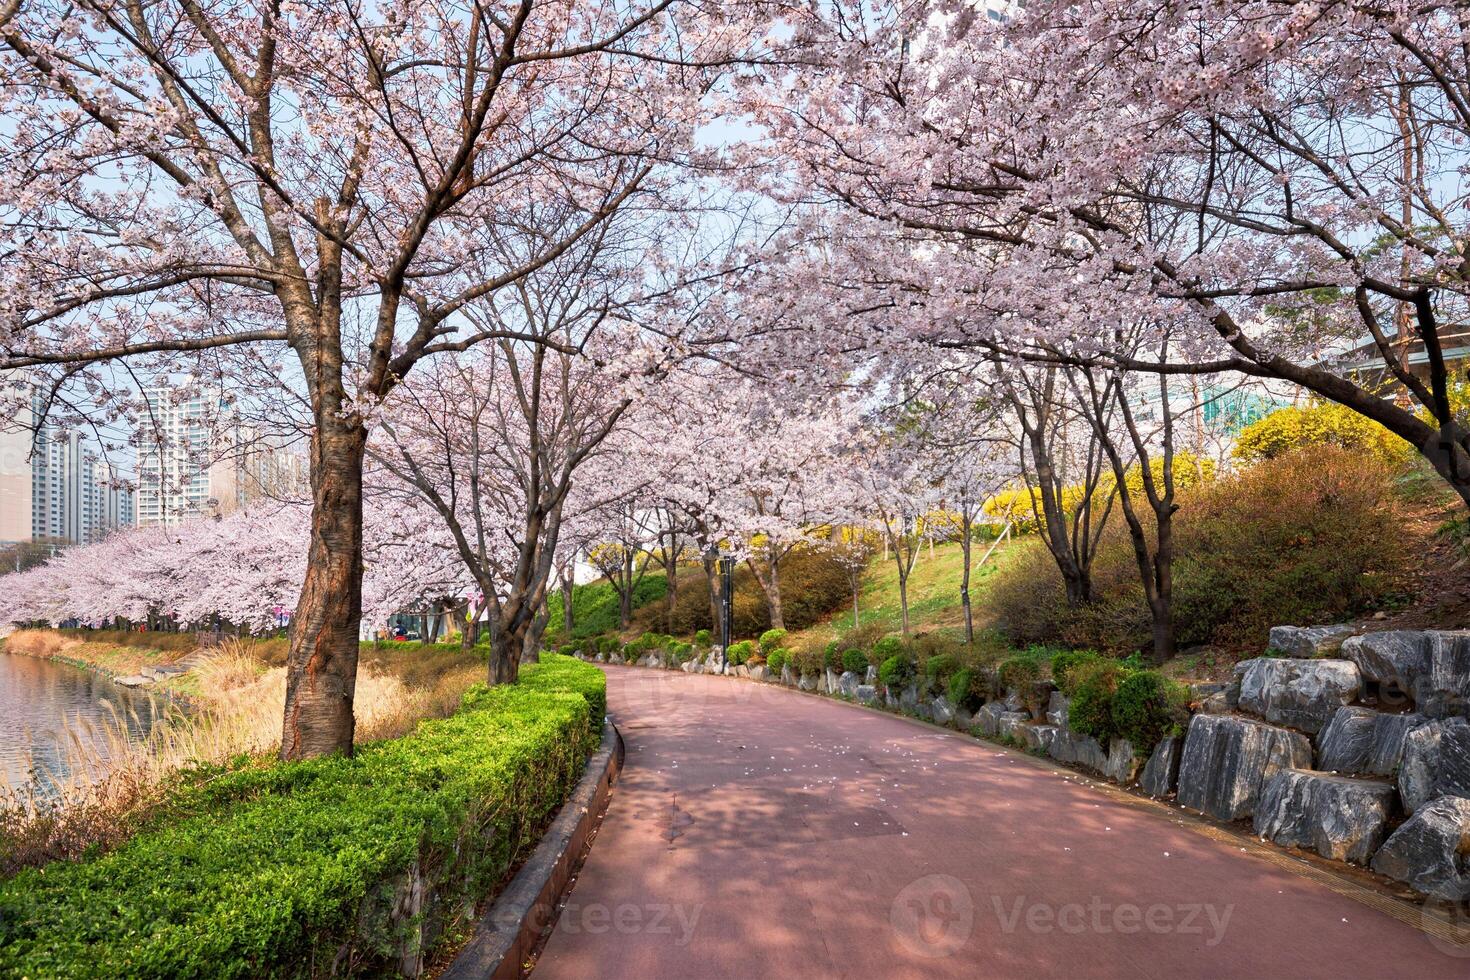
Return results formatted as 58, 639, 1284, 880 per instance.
718, 554, 735, 652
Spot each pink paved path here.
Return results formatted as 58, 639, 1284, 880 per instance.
533, 666, 1468, 979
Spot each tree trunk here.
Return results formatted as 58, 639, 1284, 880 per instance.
702, 553, 721, 632
619, 551, 634, 628
898, 573, 910, 637
665, 545, 679, 633
280, 422, 366, 761
486, 614, 525, 685
561, 576, 575, 638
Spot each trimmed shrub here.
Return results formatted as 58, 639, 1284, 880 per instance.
923, 653, 959, 690
759, 628, 788, 655
946, 669, 987, 711
766, 648, 789, 674
1067, 660, 1129, 744
879, 655, 914, 691
998, 648, 1049, 693
726, 640, 756, 666
1049, 649, 1102, 697
823, 644, 844, 672
793, 645, 825, 677
872, 636, 904, 662
841, 649, 868, 675
1112, 671, 1190, 753
594, 635, 621, 655
0, 657, 604, 978
694, 629, 712, 647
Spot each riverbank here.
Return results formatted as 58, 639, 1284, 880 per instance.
0, 656, 606, 978
0, 630, 487, 873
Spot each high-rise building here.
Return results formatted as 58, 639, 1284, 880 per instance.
0, 386, 135, 546
135, 386, 305, 525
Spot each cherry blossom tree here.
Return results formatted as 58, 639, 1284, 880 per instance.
0, 0, 770, 756
738, 0, 1470, 512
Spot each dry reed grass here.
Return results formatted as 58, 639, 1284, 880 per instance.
0, 638, 481, 873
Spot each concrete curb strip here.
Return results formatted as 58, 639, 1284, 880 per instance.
443, 715, 625, 980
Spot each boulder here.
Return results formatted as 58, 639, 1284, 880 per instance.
1176, 714, 1313, 821
1267, 624, 1357, 658
931, 696, 956, 727
1105, 739, 1142, 785
1049, 729, 1111, 774
1253, 770, 1395, 865
856, 684, 879, 704
681, 660, 696, 674
733, 664, 750, 678
594, 652, 606, 663
1398, 717, 1470, 813
1371, 795, 1470, 900
824, 669, 841, 694
865, 665, 879, 685
750, 665, 771, 682
997, 711, 1030, 742
780, 665, 796, 686
114, 674, 152, 688
798, 672, 817, 692
1342, 630, 1470, 717
974, 701, 1009, 737
1315, 706, 1423, 776
1046, 691, 1069, 729
1002, 690, 1025, 713
1021, 724, 1059, 754
1139, 736, 1182, 797
954, 707, 973, 731
899, 684, 922, 714
1235, 657, 1360, 734
837, 671, 861, 698
1197, 691, 1230, 715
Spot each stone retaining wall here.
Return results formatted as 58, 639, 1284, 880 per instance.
582, 625, 1470, 904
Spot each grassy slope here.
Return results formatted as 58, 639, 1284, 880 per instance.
772, 539, 1016, 653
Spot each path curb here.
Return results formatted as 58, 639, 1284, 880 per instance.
443, 715, 625, 980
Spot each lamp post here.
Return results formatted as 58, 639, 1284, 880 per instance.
718, 554, 735, 652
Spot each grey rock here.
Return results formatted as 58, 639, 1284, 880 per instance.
1342, 630, 1470, 718
997, 711, 1030, 741
1021, 724, 1059, 754
733, 664, 750, 678
1105, 739, 1142, 785
865, 665, 879, 685
1236, 657, 1360, 734
1046, 691, 1070, 729
1316, 706, 1423, 776
837, 671, 861, 698
1003, 690, 1025, 713
931, 696, 956, 727
1176, 714, 1314, 821
974, 701, 1009, 737
1371, 795, 1470, 900
594, 652, 606, 663
824, 668, 841, 694
1253, 770, 1395, 865
749, 665, 770, 682
1049, 729, 1110, 773
900, 684, 921, 714
954, 707, 973, 731
856, 684, 879, 704
1139, 736, 1182, 797
781, 665, 796, 686
681, 660, 696, 674
798, 672, 817, 692
1268, 624, 1357, 658
114, 674, 152, 688
1399, 717, 1470, 813
1197, 691, 1230, 715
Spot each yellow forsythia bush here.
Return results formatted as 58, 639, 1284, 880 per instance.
1232, 401, 1415, 468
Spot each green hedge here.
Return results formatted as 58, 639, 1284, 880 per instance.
0, 655, 605, 978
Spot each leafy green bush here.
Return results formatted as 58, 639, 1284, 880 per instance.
1067, 660, 1129, 744
0, 656, 604, 978
947, 669, 987, 710
1049, 649, 1102, 696
766, 648, 789, 674
1112, 671, 1190, 753
823, 644, 844, 672
727, 640, 756, 665
594, 635, 622, 655
694, 629, 712, 647
998, 648, 1050, 693
841, 649, 868, 675
879, 655, 914, 691
793, 644, 825, 677
759, 628, 788, 654
551, 575, 667, 639
923, 654, 959, 689
873, 636, 904, 662
635, 547, 850, 635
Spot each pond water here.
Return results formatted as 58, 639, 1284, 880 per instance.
0, 653, 175, 794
